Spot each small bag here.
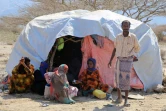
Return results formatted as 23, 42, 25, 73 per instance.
57, 38, 64, 51
93, 89, 106, 99
133, 56, 138, 62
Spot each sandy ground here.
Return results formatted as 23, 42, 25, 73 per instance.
0, 44, 166, 111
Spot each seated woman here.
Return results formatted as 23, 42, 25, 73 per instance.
44, 64, 78, 104
9, 57, 34, 94
31, 61, 48, 95
77, 58, 112, 99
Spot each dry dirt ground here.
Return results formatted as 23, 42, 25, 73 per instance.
0, 43, 166, 111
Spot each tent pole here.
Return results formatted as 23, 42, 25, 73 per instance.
48, 37, 70, 71
49, 45, 57, 71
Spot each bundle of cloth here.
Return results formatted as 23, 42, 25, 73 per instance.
44, 64, 78, 104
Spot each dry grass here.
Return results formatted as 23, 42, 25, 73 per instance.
159, 41, 166, 67
0, 30, 19, 44
153, 25, 166, 42
161, 50, 166, 59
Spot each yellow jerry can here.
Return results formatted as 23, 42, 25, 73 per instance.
93, 89, 106, 99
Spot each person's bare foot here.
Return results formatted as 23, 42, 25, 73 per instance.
112, 98, 122, 104
124, 101, 130, 107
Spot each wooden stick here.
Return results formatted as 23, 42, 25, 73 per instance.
49, 45, 57, 71
48, 37, 73, 71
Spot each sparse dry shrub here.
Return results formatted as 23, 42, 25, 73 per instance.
153, 25, 166, 42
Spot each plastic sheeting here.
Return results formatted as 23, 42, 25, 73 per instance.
79, 36, 144, 89
6, 10, 162, 91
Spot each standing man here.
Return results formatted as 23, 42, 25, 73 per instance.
108, 20, 140, 107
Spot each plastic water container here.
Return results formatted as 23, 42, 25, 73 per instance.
93, 89, 106, 99
44, 84, 50, 99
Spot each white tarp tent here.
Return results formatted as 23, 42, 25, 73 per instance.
6, 10, 162, 91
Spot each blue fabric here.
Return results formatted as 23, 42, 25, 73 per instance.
46, 84, 50, 87
87, 58, 97, 71
39, 61, 48, 77
65, 83, 69, 88
82, 89, 94, 96
63, 98, 75, 104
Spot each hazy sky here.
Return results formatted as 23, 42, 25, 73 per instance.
0, 0, 10, 14
0, 0, 33, 16
0, 0, 166, 25
149, 16, 166, 25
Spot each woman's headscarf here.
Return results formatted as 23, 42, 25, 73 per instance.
54, 64, 68, 84
87, 58, 97, 71
18, 57, 30, 74
40, 61, 49, 77
55, 64, 68, 76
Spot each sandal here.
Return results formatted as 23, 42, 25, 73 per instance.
70, 99, 76, 104
112, 98, 122, 104
41, 103, 49, 107
106, 93, 112, 100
